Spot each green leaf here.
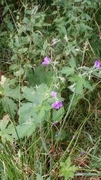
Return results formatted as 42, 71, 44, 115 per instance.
3, 5, 9, 16
93, 71, 101, 78
18, 83, 52, 138
43, 39, 48, 50
60, 157, 78, 180
18, 48, 28, 53
0, 115, 14, 143
19, 101, 50, 125
26, 67, 54, 86
18, 102, 35, 123
61, 67, 74, 76
5, 86, 20, 100
83, 79, 92, 89
52, 107, 64, 122
75, 77, 84, 94
22, 84, 49, 105
22, 87, 35, 102
0, 116, 9, 131
13, 122, 36, 139
3, 79, 20, 100
9, 64, 18, 71
68, 74, 91, 95
14, 68, 24, 77
55, 130, 67, 141
7, 21, 14, 31
75, 76, 92, 94
68, 57, 76, 68
2, 97, 17, 117
36, 174, 43, 180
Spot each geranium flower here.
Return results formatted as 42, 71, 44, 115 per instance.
52, 39, 57, 46
52, 101, 63, 110
94, 60, 100, 68
51, 91, 57, 97
51, 38, 60, 46
42, 56, 51, 66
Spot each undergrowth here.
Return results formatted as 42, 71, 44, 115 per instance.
0, 0, 101, 179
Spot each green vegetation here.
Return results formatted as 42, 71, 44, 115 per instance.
0, 0, 101, 179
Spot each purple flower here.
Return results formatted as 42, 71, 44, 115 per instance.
80, 151, 84, 156
51, 39, 60, 46
94, 60, 100, 68
52, 101, 63, 110
51, 91, 57, 97
53, 121, 58, 126
42, 56, 51, 66
52, 39, 57, 46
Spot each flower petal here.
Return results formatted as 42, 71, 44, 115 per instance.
51, 91, 57, 97
42, 61, 48, 66
94, 60, 100, 68
44, 57, 51, 63
52, 101, 63, 109
42, 57, 51, 66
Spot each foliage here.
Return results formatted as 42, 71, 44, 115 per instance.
0, 0, 101, 179
0, 114, 14, 143
59, 157, 78, 180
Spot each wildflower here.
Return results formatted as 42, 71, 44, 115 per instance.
52, 101, 63, 110
94, 60, 100, 68
51, 91, 57, 97
53, 121, 58, 126
42, 56, 51, 66
52, 39, 57, 46
80, 151, 84, 156
51, 38, 60, 46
